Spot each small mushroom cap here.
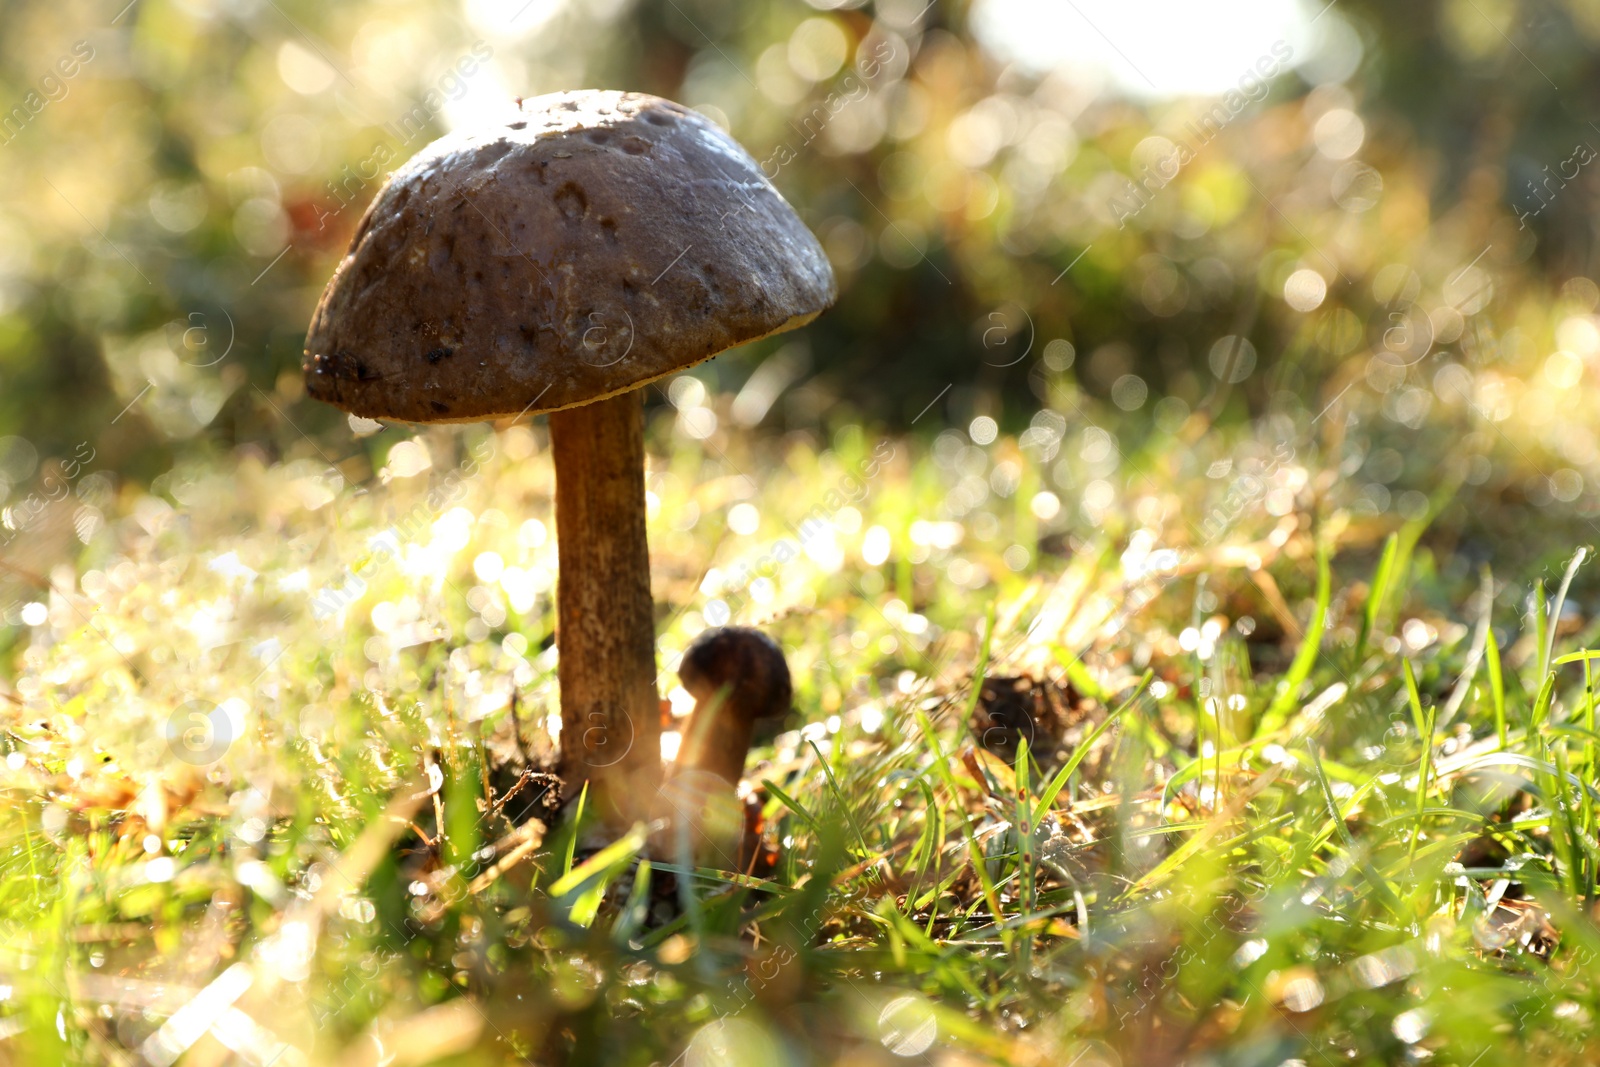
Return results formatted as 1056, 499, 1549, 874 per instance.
677, 626, 793, 723
303, 90, 836, 423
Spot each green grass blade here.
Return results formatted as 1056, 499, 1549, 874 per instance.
1547, 741, 1583, 900
1054, 648, 1109, 703
1306, 739, 1406, 920
1486, 604, 1506, 747
611, 859, 652, 944
1544, 548, 1588, 680
920, 709, 1010, 949
1408, 689, 1435, 864
548, 823, 647, 928
1261, 539, 1331, 735
1011, 735, 1036, 921
761, 777, 823, 837
1403, 658, 1426, 740
1533, 671, 1558, 730
905, 777, 941, 914
562, 781, 588, 880
1356, 532, 1398, 662
1014, 736, 1035, 965
1306, 738, 1357, 853
1586, 659, 1597, 870
808, 738, 875, 864
1033, 670, 1149, 825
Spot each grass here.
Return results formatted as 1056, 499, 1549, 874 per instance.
4, 388, 1600, 1065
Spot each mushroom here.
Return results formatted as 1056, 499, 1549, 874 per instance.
302, 91, 836, 824
672, 626, 793, 787
658, 626, 792, 867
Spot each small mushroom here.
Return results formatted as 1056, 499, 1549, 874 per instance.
673, 626, 793, 786
657, 626, 792, 867
302, 91, 835, 825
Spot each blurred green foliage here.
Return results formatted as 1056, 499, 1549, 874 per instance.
4, 0, 1600, 606
10, 2, 1600, 1063
0, 0, 1595, 457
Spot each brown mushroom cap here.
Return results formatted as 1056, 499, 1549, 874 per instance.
303, 90, 836, 423
677, 626, 794, 730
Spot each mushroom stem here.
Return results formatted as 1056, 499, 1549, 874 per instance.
549, 390, 661, 824
675, 689, 756, 787
656, 627, 792, 868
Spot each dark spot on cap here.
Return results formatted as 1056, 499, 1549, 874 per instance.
554, 182, 588, 220
426, 347, 454, 364
319, 349, 381, 382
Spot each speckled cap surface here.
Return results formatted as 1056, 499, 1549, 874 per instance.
303, 90, 836, 423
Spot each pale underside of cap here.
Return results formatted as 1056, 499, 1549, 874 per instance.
303, 90, 836, 423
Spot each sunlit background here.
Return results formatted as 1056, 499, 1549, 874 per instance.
6, 0, 1600, 572
8, 0, 1600, 1062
